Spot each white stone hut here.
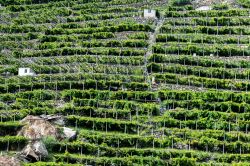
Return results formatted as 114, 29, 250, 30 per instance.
18, 68, 36, 76
144, 9, 157, 18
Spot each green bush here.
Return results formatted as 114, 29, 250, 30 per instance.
42, 136, 58, 153
170, 157, 196, 166
212, 3, 230, 10
237, 0, 250, 8
171, 0, 192, 6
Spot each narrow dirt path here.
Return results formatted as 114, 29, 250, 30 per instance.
146, 19, 164, 59
144, 18, 164, 85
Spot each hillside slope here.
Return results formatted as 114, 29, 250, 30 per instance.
0, 0, 250, 165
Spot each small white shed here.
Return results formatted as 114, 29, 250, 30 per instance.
18, 68, 36, 76
143, 9, 156, 19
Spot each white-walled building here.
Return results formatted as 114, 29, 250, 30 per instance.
18, 68, 36, 76
143, 9, 157, 19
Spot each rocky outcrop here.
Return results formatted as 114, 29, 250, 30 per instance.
39, 114, 65, 126
62, 127, 77, 140
18, 115, 60, 140
0, 156, 20, 166
21, 141, 48, 161
18, 115, 60, 162
17, 115, 76, 162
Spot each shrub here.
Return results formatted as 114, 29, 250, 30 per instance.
170, 0, 192, 6
213, 3, 230, 10
42, 136, 57, 153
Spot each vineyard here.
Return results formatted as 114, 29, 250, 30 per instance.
0, 0, 250, 165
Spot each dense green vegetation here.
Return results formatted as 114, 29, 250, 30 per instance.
0, 0, 250, 165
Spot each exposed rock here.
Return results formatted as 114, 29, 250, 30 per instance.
192, 0, 236, 7
33, 141, 48, 158
62, 127, 77, 140
21, 141, 48, 161
196, 6, 212, 11
0, 156, 20, 166
174, 142, 189, 150
20, 115, 42, 124
39, 114, 61, 121
53, 118, 65, 126
40, 114, 65, 126
21, 144, 37, 161
18, 115, 60, 140
17, 115, 72, 162
18, 115, 65, 162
